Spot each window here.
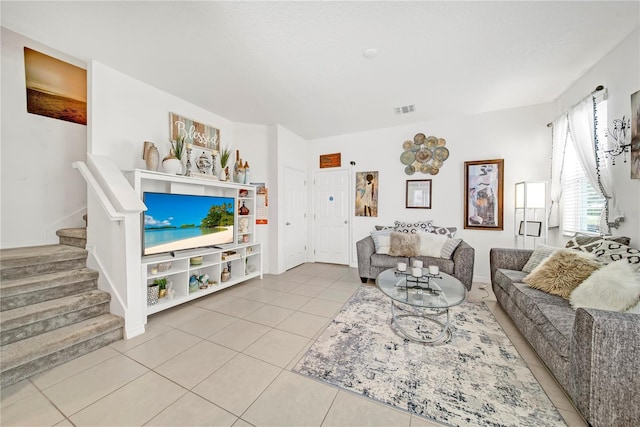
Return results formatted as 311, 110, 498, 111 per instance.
561, 98, 607, 235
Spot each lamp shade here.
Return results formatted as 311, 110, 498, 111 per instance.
515, 182, 546, 209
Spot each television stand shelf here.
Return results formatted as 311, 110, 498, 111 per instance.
127, 169, 263, 320
143, 242, 261, 315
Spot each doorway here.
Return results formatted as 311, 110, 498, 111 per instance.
283, 167, 308, 270
314, 169, 350, 265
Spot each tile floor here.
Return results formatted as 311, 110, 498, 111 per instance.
1, 263, 588, 427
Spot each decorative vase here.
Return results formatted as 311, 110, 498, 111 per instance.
221, 268, 230, 282
147, 284, 159, 305
239, 201, 250, 216
142, 141, 159, 171
162, 153, 182, 175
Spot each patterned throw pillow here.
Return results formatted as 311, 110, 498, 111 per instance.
522, 244, 559, 273
523, 250, 600, 299
592, 241, 640, 266
370, 229, 392, 254
388, 232, 420, 257
565, 235, 631, 252
374, 225, 396, 231
441, 238, 463, 259
394, 220, 433, 234
430, 225, 457, 238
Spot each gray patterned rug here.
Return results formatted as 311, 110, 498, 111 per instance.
293, 286, 566, 427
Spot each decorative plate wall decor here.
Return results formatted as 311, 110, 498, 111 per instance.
400, 133, 449, 175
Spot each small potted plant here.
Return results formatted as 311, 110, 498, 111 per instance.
163, 135, 186, 174
153, 277, 168, 298
219, 146, 231, 181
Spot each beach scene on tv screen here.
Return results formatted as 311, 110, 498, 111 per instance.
143, 193, 234, 255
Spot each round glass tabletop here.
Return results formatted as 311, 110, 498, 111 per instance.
376, 268, 466, 309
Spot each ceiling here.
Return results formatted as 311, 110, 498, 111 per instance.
2, 1, 639, 140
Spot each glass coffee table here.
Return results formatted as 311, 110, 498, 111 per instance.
376, 268, 467, 344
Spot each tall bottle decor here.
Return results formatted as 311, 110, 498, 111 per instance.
243, 161, 250, 184
234, 150, 245, 183
142, 141, 159, 171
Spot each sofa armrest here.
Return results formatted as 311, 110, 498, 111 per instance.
489, 248, 533, 283
570, 308, 640, 427
452, 241, 474, 290
356, 235, 376, 281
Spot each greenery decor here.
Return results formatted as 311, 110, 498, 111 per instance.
219, 146, 231, 168
153, 276, 168, 290
171, 135, 186, 160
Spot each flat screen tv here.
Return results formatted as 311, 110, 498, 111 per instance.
142, 192, 235, 256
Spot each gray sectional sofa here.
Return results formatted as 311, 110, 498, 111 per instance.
356, 236, 475, 289
490, 248, 640, 427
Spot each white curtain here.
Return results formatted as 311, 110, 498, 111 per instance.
548, 115, 568, 227
567, 95, 621, 233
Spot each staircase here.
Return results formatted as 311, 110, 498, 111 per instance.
0, 228, 124, 387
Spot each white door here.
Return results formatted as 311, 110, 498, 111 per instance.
283, 167, 307, 270
314, 169, 350, 265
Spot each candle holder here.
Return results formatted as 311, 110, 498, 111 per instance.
395, 271, 443, 295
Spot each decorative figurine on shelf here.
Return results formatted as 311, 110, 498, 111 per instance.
189, 274, 199, 293
239, 201, 250, 215
196, 152, 212, 174
221, 267, 230, 282
239, 217, 249, 233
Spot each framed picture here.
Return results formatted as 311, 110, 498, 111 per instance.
24, 47, 87, 125
406, 179, 432, 209
355, 171, 378, 217
464, 159, 504, 230
518, 221, 542, 237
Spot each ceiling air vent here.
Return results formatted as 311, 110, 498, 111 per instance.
394, 104, 415, 115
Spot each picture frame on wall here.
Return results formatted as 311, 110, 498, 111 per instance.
406, 179, 432, 209
464, 159, 504, 230
518, 220, 542, 237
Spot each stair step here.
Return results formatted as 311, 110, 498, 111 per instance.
0, 245, 88, 281
0, 268, 99, 312
56, 227, 87, 248
1, 290, 111, 346
0, 314, 124, 387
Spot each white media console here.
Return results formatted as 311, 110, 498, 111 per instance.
127, 169, 263, 316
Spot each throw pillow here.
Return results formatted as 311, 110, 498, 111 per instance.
370, 229, 392, 254
441, 238, 463, 259
626, 301, 640, 314
522, 244, 559, 273
374, 225, 396, 231
430, 225, 457, 238
523, 250, 600, 299
389, 232, 420, 257
570, 261, 640, 312
417, 232, 448, 257
592, 241, 640, 266
394, 220, 433, 234
565, 235, 631, 252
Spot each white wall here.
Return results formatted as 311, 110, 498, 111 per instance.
89, 61, 234, 171
1, 28, 88, 248
274, 124, 310, 273
233, 122, 273, 272
552, 28, 640, 244
310, 103, 555, 282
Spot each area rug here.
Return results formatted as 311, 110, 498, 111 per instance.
293, 286, 566, 427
